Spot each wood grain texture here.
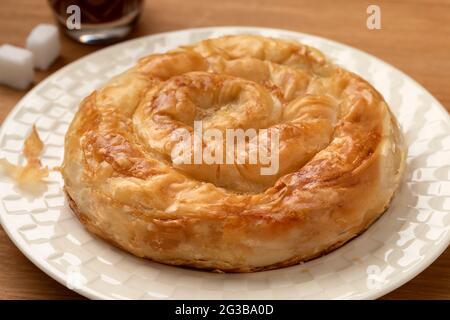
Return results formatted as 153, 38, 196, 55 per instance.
0, 0, 449, 300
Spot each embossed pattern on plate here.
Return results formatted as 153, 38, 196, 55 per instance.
0, 27, 449, 300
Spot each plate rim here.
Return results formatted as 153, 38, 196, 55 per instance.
0, 26, 449, 300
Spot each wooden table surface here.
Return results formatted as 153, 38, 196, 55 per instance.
0, 0, 449, 300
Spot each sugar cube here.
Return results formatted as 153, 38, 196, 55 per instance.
0, 44, 34, 90
26, 24, 60, 70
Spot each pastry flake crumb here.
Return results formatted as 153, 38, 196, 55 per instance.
0, 125, 49, 190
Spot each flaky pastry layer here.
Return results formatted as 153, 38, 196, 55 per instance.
62, 35, 406, 272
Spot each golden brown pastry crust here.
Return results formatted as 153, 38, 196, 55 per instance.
62, 35, 406, 272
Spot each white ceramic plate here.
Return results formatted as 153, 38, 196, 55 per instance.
0, 27, 449, 300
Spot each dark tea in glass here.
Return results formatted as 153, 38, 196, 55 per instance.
48, 0, 143, 45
